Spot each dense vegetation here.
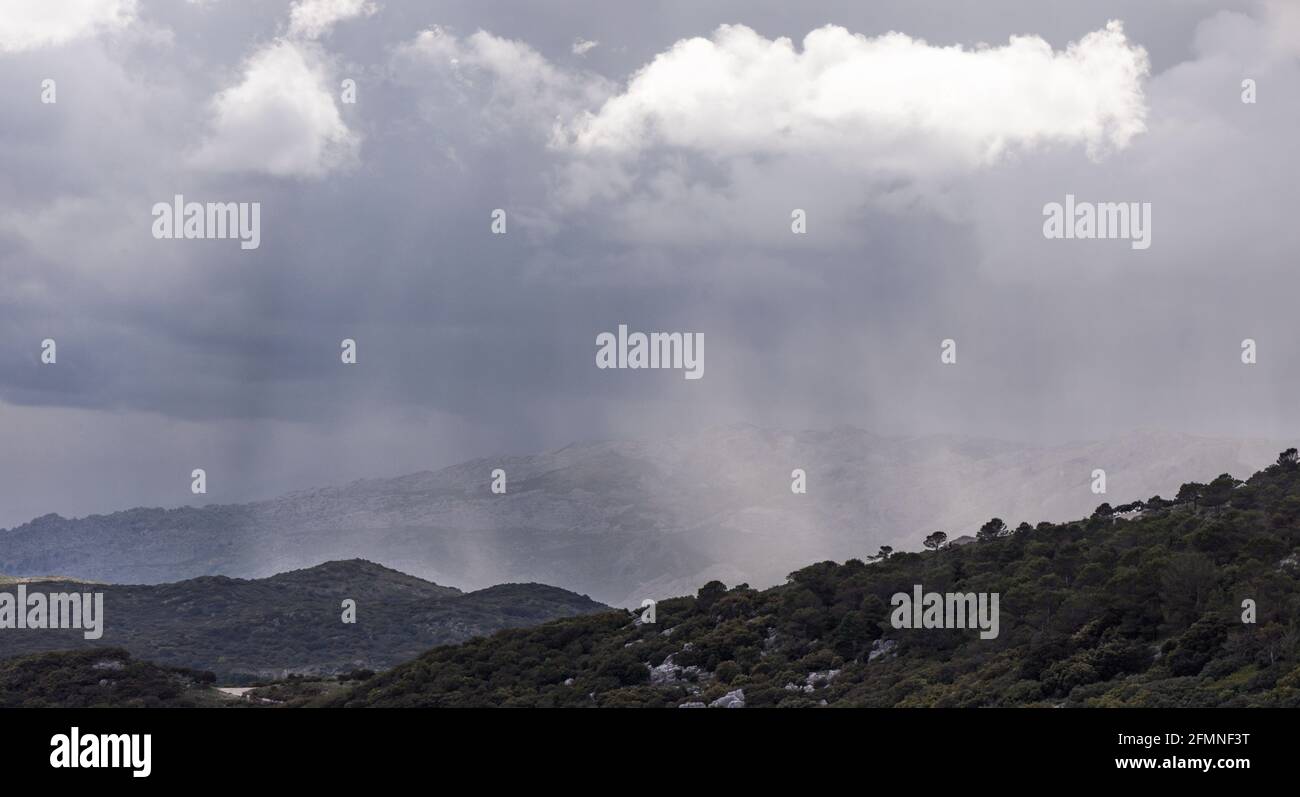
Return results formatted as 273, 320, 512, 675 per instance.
0, 559, 608, 681
0, 648, 223, 708
327, 451, 1300, 707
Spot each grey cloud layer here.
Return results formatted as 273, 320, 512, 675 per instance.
0, 0, 1294, 525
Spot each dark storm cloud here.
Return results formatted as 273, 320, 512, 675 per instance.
0, 0, 1295, 526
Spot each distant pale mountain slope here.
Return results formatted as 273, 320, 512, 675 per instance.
0, 426, 1282, 606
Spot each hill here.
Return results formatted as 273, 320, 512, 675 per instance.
0, 648, 224, 708
0, 426, 1281, 606
0, 560, 608, 681
326, 451, 1300, 707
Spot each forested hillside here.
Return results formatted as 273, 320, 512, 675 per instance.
0, 560, 608, 681
328, 451, 1300, 707
0, 649, 223, 708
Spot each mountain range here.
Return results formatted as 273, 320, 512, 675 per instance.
0, 425, 1281, 606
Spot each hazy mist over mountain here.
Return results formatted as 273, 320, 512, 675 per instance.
2, 425, 1280, 606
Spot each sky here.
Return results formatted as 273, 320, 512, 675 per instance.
1, 0, 1298, 527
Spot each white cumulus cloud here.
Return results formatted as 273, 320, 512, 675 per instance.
192, 39, 358, 179
563, 21, 1150, 169
398, 21, 1152, 239
287, 0, 378, 40
0, 0, 137, 53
